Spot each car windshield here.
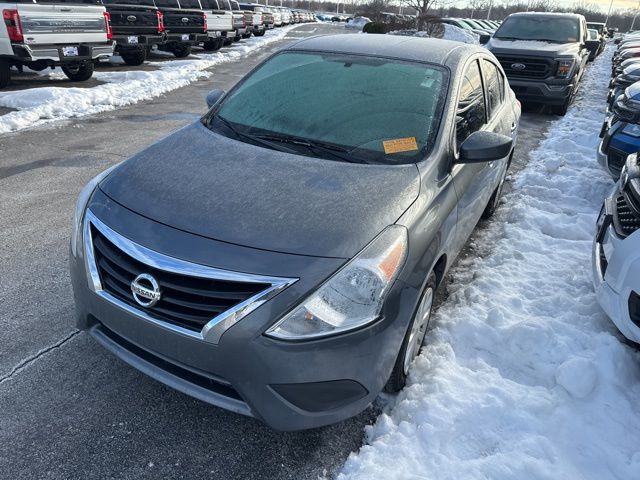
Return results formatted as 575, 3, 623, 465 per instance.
494, 16, 580, 43
208, 51, 447, 165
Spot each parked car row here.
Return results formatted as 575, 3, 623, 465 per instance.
598, 31, 640, 179
436, 17, 501, 36
0, 0, 315, 88
594, 37, 640, 345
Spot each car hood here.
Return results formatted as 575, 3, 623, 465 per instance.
99, 122, 420, 259
487, 38, 579, 57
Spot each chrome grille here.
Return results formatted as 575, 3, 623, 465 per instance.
495, 55, 553, 79
613, 193, 640, 238
84, 211, 296, 342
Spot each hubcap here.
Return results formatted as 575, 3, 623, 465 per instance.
403, 287, 434, 375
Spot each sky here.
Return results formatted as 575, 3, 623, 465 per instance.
447, 0, 639, 12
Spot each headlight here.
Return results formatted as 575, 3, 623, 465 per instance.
555, 59, 575, 78
265, 225, 408, 340
622, 123, 640, 137
70, 165, 117, 258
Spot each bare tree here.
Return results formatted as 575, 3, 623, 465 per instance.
400, 0, 440, 29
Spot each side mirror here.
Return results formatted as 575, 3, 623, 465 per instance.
457, 131, 513, 164
206, 89, 225, 109
479, 33, 491, 45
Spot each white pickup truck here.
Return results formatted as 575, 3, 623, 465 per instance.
200, 0, 233, 51
0, 0, 114, 88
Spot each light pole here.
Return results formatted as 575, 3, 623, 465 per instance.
486, 0, 493, 20
632, 0, 640, 31
604, 0, 615, 26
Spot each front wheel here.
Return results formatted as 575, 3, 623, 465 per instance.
0, 59, 10, 89
385, 273, 437, 393
62, 62, 94, 82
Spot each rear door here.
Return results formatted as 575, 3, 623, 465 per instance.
16, 0, 107, 46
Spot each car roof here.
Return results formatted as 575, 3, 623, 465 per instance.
284, 34, 479, 66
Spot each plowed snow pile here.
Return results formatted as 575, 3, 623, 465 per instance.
0, 25, 297, 134
339, 48, 640, 480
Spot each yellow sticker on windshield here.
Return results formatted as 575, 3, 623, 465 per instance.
383, 137, 419, 154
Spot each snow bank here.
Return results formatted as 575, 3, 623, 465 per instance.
0, 25, 297, 134
339, 47, 640, 480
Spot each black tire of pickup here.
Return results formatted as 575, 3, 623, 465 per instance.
233, 35, 241, 42
171, 43, 192, 58
0, 59, 10, 89
203, 38, 223, 51
62, 62, 95, 82
242, 32, 252, 39
120, 49, 147, 66
254, 30, 265, 37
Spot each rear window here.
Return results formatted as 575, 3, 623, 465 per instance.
179, 0, 202, 8
218, 0, 231, 9
101, 0, 155, 4
239, 4, 254, 10
230, 0, 240, 9
155, 0, 180, 7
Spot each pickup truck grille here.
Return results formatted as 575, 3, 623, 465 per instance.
495, 55, 554, 79
613, 190, 640, 238
90, 225, 270, 333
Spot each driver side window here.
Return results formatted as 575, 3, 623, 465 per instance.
456, 60, 486, 150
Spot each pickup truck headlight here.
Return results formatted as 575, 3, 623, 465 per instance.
622, 123, 640, 137
556, 59, 575, 78
265, 226, 408, 340
70, 165, 117, 258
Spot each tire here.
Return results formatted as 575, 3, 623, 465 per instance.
203, 39, 222, 51
0, 59, 10, 89
223, 37, 233, 46
233, 35, 241, 42
171, 44, 192, 58
482, 162, 509, 219
120, 49, 147, 66
553, 95, 571, 116
61, 62, 94, 82
255, 30, 265, 37
242, 32, 251, 39
385, 272, 437, 393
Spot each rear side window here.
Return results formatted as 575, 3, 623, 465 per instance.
456, 60, 486, 149
482, 59, 504, 117
218, 0, 231, 9
230, 0, 240, 9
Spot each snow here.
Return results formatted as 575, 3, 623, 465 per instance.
389, 25, 478, 45
489, 38, 569, 52
345, 17, 371, 30
0, 25, 297, 134
339, 46, 640, 480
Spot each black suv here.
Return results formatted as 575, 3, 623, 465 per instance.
485, 12, 590, 115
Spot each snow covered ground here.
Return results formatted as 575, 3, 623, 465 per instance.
0, 26, 297, 134
339, 49, 640, 479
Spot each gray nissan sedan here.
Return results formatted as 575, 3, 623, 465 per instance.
70, 34, 520, 430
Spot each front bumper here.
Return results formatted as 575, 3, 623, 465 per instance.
507, 78, 573, 105
592, 214, 640, 344
10, 42, 113, 63
70, 193, 419, 430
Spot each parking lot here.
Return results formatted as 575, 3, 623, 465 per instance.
0, 22, 563, 479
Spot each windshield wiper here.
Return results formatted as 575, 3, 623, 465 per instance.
253, 133, 368, 164
214, 116, 299, 154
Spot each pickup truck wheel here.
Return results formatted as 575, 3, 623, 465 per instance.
553, 95, 572, 116
203, 39, 222, 51
223, 37, 233, 46
385, 273, 437, 393
120, 49, 147, 66
233, 35, 241, 42
0, 60, 10, 89
242, 32, 252, 39
62, 62, 94, 82
171, 44, 192, 58
254, 30, 265, 37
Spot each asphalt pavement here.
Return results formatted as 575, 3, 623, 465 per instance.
0, 23, 555, 480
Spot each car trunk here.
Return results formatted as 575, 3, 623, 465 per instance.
16, 2, 108, 45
